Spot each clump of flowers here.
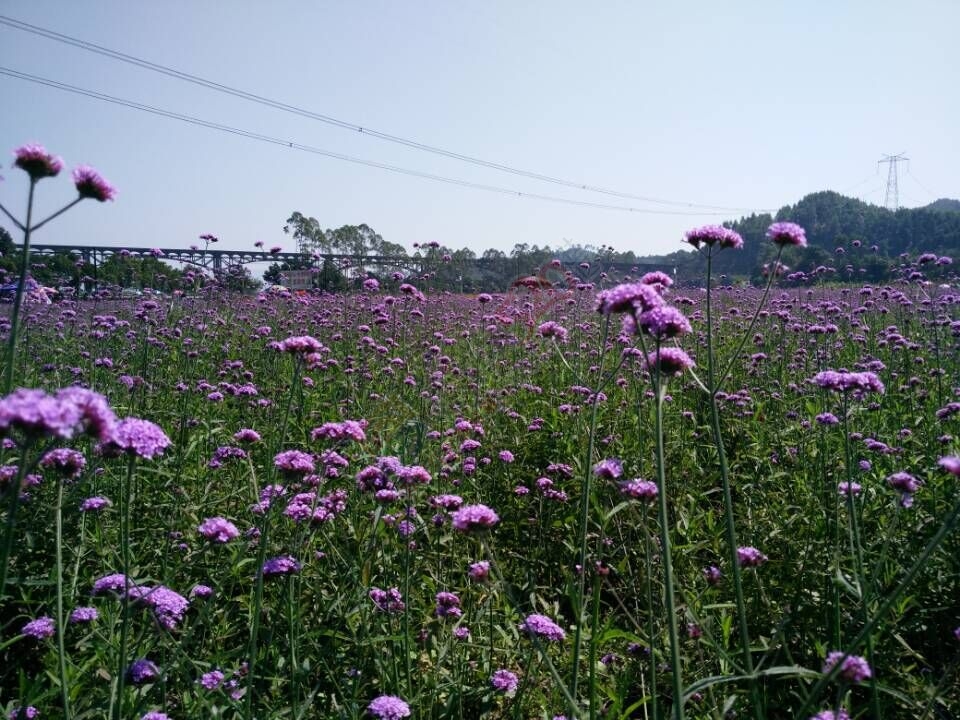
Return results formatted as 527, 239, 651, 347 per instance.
736, 546, 768, 567
451, 503, 499, 532
198, 517, 240, 543
684, 224, 744, 250
367, 695, 411, 719
822, 651, 872, 684
767, 221, 808, 247
519, 613, 566, 641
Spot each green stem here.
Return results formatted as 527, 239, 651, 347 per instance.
4, 179, 36, 395
652, 352, 684, 720
111, 455, 137, 720
641, 512, 660, 720
245, 355, 301, 719
704, 248, 764, 720
569, 314, 612, 704
55, 477, 72, 719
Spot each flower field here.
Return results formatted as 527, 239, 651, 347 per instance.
1, 147, 959, 720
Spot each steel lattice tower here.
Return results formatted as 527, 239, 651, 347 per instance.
878, 153, 909, 210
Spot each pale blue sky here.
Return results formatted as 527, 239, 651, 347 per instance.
1, 1, 957, 264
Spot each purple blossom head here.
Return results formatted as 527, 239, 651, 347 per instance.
766, 221, 807, 247
644, 347, 695, 376
808, 711, 850, 720
736, 546, 768, 568
519, 613, 566, 641
451, 503, 499, 533
262, 555, 301, 578
640, 270, 674, 290
887, 471, 921, 507
200, 669, 225, 690
198, 517, 240, 543
703, 565, 722, 586
190, 584, 213, 599
101, 417, 171, 459
0, 388, 104, 441
92, 573, 130, 595
140, 712, 170, 720
468, 560, 490, 581
367, 695, 411, 719
274, 450, 315, 475
822, 651, 872, 684
619, 478, 659, 502
491, 668, 519, 692
636, 305, 692, 339
278, 335, 323, 354
72, 165, 117, 202
234, 428, 261, 443
596, 283, 664, 315
938, 456, 960, 476
684, 224, 744, 250
593, 458, 623, 480
127, 658, 160, 685
8, 707, 39, 720
69, 606, 99, 624
537, 321, 569, 342
40, 448, 86, 478
21, 615, 55, 639
14, 143, 63, 180
80, 495, 111, 513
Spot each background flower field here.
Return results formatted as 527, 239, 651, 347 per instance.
1, 263, 958, 719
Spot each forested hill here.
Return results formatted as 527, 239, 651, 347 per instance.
667, 191, 960, 281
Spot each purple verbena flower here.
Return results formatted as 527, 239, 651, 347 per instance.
72, 165, 117, 202
490, 668, 519, 692
451, 503, 499, 532
21, 615, 55, 639
14, 143, 63, 180
684, 224, 744, 250
198, 517, 240, 543
822, 651, 872, 684
736, 546, 768, 567
262, 555, 301, 578
101, 417, 171, 459
69, 606, 98, 624
520, 613, 566, 641
767, 221, 807, 247
367, 695, 411, 720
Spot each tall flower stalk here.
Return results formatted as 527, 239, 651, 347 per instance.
686, 221, 801, 720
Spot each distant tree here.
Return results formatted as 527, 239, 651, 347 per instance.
283, 212, 329, 254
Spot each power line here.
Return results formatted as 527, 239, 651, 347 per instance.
0, 66, 737, 217
0, 13, 772, 214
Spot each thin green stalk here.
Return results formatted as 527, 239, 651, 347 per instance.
111, 455, 137, 720
588, 574, 602, 720
55, 476, 73, 719
3, 178, 36, 395
245, 354, 301, 719
288, 574, 299, 717
0, 449, 31, 600
569, 314, 612, 704
652, 353, 684, 720
641, 512, 660, 720
704, 249, 763, 720
840, 400, 881, 719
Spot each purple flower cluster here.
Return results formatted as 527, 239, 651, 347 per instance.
537, 321, 569, 343
274, 449, 315, 475
125, 585, 190, 630
21, 615, 55, 639
101, 417, 171, 459
451, 503, 499, 532
822, 651, 872, 684
262, 555, 301, 578
519, 613, 566, 641
811, 370, 885, 395
367, 695, 411, 719
369, 586, 405, 613
311, 419, 367, 442
40, 448, 86, 478
644, 347, 696, 376
595, 283, 663, 316
0, 387, 115, 441
14, 143, 63, 180
618, 478, 659, 502
278, 335, 324, 354
197, 517, 240, 543
684, 224, 744, 250
490, 668, 519, 692
887, 471, 922, 507
766, 221, 807, 247
736, 546, 768, 568
72, 165, 117, 202
127, 658, 160, 685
